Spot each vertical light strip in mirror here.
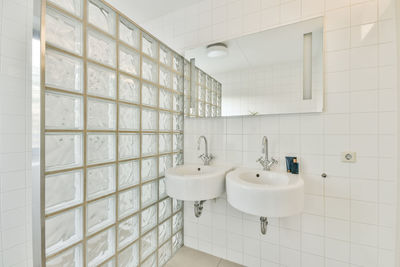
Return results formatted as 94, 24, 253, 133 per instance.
303, 32, 312, 100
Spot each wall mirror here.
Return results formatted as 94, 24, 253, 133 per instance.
185, 17, 324, 117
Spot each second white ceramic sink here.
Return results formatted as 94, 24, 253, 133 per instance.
226, 168, 304, 217
165, 164, 233, 201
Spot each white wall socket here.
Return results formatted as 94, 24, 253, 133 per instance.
341, 152, 356, 162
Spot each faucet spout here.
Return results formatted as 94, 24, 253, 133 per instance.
257, 136, 277, 171
197, 136, 214, 165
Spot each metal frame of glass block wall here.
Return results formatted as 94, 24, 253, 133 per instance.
186, 67, 222, 118
39, 0, 188, 265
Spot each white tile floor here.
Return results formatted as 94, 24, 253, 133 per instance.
165, 247, 244, 267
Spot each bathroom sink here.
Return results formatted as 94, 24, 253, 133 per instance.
226, 168, 304, 217
165, 164, 233, 201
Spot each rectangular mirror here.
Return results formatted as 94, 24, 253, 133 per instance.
184, 17, 324, 117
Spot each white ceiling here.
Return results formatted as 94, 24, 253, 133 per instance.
185, 17, 323, 75
106, 0, 198, 23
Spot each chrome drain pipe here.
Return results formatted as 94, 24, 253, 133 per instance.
194, 200, 206, 217
260, 217, 268, 235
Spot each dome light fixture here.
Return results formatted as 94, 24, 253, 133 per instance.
206, 43, 228, 58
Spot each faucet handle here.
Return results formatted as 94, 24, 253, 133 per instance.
256, 157, 263, 163
271, 157, 278, 163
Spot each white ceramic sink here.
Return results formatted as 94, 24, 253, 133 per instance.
226, 168, 304, 217
165, 164, 233, 201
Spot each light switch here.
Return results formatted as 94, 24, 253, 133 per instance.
341, 152, 356, 163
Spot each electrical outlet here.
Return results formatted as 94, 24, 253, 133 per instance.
341, 152, 356, 163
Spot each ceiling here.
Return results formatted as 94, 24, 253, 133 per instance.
106, 0, 198, 23
185, 17, 323, 75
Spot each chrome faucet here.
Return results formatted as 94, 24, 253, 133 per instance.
197, 136, 214, 165
256, 136, 277, 171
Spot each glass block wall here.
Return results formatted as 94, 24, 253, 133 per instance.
185, 67, 222, 118
42, 0, 187, 265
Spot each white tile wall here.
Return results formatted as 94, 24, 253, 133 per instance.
143, 0, 398, 266
0, 0, 33, 266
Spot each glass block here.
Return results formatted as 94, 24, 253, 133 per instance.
142, 134, 157, 157
206, 76, 212, 88
87, 98, 116, 130
119, 104, 139, 131
205, 104, 211, 117
118, 242, 139, 266
198, 86, 205, 100
45, 133, 82, 171
173, 54, 183, 73
141, 205, 157, 234
142, 83, 158, 107
118, 187, 139, 219
159, 67, 171, 88
159, 89, 172, 110
173, 153, 183, 167
87, 29, 116, 67
198, 101, 204, 117
87, 63, 116, 99
158, 177, 167, 198
141, 108, 157, 131
158, 218, 171, 244
184, 60, 190, 78
119, 17, 139, 49
159, 111, 172, 131
48, 0, 82, 17
173, 94, 183, 112
118, 134, 139, 160
172, 231, 183, 253
140, 229, 157, 260
46, 244, 83, 267
160, 46, 171, 66
173, 74, 183, 92
141, 157, 157, 182
45, 49, 83, 92
198, 70, 205, 85
158, 198, 171, 222
173, 134, 183, 151
184, 98, 190, 115
217, 107, 221, 116
45, 170, 83, 214
119, 46, 140, 76
189, 101, 197, 116
212, 92, 217, 105
158, 240, 172, 266
142, 57, 158, 83
141, 253, 156, 267
87, 196, 115, 235
45, 91, 82, 130
99, 258, 115, 267
184, 79, 190, 96
118, 160, 139, 189
87, 228, 115, 267
87, 133, 115, 164
119, 74, 140, 104
159, 134, 172, 154
159, 155, 172, 178
141, 181, 157, 208
87, 164, 115, 200
211, 106, 217, 117
88, 0, 115, 35
173, 199, 183, 213
46, 7, 82, 55
173, 211, 183, 233
46, 207, 82, 255
118, 215, 139, 249
206, 89, 211, 103
142, 34, 158, 59
173, 114, 183, 132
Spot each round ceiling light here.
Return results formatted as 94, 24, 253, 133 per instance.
206, 43, 228, 58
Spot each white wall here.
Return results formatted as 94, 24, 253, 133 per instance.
0, 0, 33, 266
143, 0, 399, 266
